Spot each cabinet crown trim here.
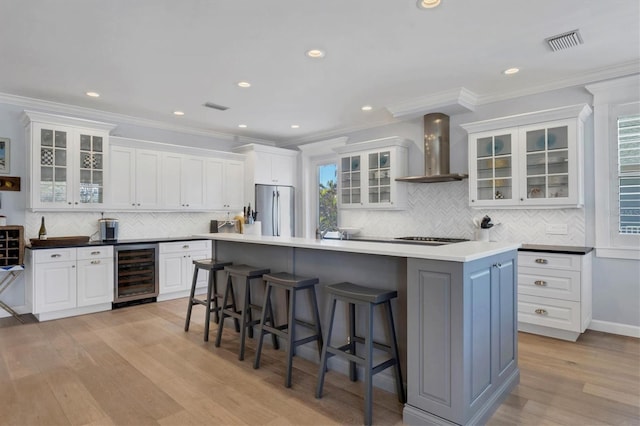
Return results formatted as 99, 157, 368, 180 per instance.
333, 136, 413, 154
21, 110, 116, 132
233, 143, 299, 157
110, 136, 245, 160
460, 104, 592, 134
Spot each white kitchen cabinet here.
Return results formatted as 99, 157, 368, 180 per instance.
161, 153, 206, 210
205, 158, 245, 210
517, 249, 592, 341
110, 145, 163, 210
234, 144, 298, 206
158, 240, 212, 301
22, 111, 116, 211
462, 104, 592, 208
27, 245, 114, 321
334, 137, 410, 210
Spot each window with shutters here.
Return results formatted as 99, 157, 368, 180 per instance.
617, 114, 640, 235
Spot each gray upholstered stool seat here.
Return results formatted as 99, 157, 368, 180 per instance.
215, 264, 278, 360
315, 282, 405, 426
254, 272, 323, 388
184, 259, 233, 342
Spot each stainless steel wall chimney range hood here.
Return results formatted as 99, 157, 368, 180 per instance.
396, 113, 468, 183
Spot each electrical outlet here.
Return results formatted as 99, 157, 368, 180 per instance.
546, 223, 568, 235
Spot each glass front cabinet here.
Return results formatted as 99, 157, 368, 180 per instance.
335, 137, 410, 210
22, 111, 116, 210
463, 104, 591, 208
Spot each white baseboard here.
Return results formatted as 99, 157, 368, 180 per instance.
588, 320, 640, 338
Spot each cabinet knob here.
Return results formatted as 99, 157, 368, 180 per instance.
132, 203, 136, 206
535, 258, 548, 264
493, 263, 502, 268
520, 198, 524, 201
71, 265, 76, 268
137, 203, 141, 206
91, 260, 101, 264
183, 245, 189, 249
534, 280, 547, 286
534, 308, 547, 315
471, 199, 475, 203
75, 202, 78, 205
68, 202, 72, 205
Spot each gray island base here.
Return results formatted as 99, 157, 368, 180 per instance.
196, 233, 520, 425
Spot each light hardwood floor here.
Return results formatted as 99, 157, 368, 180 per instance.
0, 298, 638, 425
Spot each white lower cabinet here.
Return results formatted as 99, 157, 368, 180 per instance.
158, 240, 211, 301
28, 246, 114, 321
517, 250, 592, 341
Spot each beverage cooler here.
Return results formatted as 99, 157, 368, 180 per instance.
114, 244, 158, 306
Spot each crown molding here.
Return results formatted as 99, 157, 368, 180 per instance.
385, 87, 478, 119
0, 92, 277, 146
476, 60, 640, 105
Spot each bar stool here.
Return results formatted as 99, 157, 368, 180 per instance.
215, 264, 279, 360
315, 282, 405, 426
253, 272, 323, 388
184, 259, 234, 342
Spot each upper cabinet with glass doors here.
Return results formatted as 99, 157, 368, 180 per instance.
334, 137, 411, 210
22, 111, 116, 211
462, 104, 592, 208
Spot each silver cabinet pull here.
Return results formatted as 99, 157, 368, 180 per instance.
534, 280, 547, 286
534, 308, 547, 315
535, 258, 548, 264
91, 251, 101, 255
51, 254, 62, 258
91, 260, 101, 264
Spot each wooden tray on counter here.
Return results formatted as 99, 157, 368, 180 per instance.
29, 236, 91, 247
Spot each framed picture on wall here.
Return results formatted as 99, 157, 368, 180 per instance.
0, 137, 9, 174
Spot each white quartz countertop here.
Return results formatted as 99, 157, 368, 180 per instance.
193, 233, 521, 262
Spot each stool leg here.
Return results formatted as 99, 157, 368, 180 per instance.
184, 267, 199, 332
247, 281, 254, 339
349, 302, 357, 382
203, 268, 215, 342
227, 278, 241, 333
363, 302, 374, 426
266, 290, 279, 350
212, 269, 220, 324
385, 300, 406, 403
316, 295, 337, 399
253, 282, 273, 369
238, 277, 251, 360
309, 286, 323, 357
284, 287, 296, 388
215, 273, 232, 347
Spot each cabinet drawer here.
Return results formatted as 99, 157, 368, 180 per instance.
33, 248, 76, 263
77, 245, 114, 260
518, 252, 581, 271
518, 267, 581, 301
518, 294, 581, 332
159, 240, 211, 254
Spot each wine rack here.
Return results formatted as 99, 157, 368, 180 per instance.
0, 226, 24, 266
115, 244, 158, 303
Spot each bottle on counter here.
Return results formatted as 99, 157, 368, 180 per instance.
38, 216, 47, 240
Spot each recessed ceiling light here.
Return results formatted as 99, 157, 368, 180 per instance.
417, 0, 441, 9
361, 105, 373, 111
306, 49, 325, 58
503, 67, 520, 75
85, 91, 100, 98
238, 124, 247, 128
237, 81, 251, 88
173, 111, 185, 116
291, 124, 300, 129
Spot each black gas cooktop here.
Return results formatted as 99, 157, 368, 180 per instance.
394, 236, 470, 245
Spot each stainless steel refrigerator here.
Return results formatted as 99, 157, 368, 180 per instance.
255, 184, 295, 237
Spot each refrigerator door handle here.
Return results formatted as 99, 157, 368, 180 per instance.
272, 190, 277, 236
276, 190, 281, 236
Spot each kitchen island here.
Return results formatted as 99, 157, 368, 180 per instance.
195, 233, 521, 426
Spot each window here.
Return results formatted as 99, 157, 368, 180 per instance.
317, 163, 337, 230
587, 75, 640, 259
617, 114, 640, 235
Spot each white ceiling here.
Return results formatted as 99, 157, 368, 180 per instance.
1, 0, 638, 145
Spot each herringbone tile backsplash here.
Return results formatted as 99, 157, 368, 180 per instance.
24, 181, 586, 245
341, 181, 586, 245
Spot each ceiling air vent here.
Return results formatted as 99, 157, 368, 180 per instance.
203, 101, 229, 111
546, 29, 583, 52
